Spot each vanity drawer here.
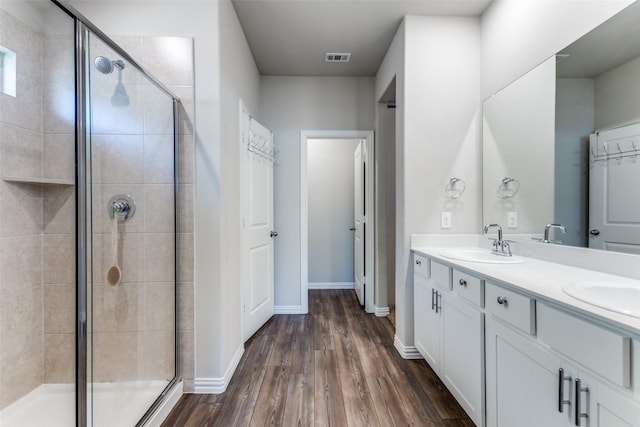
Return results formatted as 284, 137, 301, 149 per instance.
452, 269, 483, 307
430, 260, 451, 289
485, 282, 536, 335
414, 254, 429, 278
538, 303, 631, 388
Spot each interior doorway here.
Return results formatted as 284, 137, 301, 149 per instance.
375, 78, 397, 320
300, 130, 374, 313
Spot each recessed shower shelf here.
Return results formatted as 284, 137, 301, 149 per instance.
3, 176, 74, 186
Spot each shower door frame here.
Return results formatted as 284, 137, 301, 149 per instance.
50, 1, 183, 426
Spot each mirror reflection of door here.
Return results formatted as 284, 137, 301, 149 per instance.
588, 124, 640, 255
307, 138, 361, 297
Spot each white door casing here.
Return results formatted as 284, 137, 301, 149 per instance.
589, 123, 640, 255
353, 141, 365, 306
241, 108, 275, 341
300, 130, 375, 314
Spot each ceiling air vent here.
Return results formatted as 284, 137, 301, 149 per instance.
325, 53, 351, 63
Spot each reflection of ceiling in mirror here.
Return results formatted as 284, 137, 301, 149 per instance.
557, 1, 640, 78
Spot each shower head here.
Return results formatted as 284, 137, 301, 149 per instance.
94, 56, 125, 74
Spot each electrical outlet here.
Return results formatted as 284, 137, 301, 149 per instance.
507, 212, 518, 228
441, 212, 452, 229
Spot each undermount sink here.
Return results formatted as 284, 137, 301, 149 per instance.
440, 248, 524, 264
563, 282, 640, 318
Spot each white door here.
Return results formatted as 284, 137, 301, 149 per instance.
242, 112, 275, 341
589, 124, 640, 254
353, 141, 365, 305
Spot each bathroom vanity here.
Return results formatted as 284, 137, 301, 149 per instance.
412, 236, 640, 427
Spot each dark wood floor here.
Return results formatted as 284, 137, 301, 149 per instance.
162, 290, 474, 426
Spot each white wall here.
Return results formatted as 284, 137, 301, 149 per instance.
376, 16, 482, 352
216, 0, 261, 390
70, 0, 261, 392
260, 76, 374, 309
555, 78, 594, 247
483, 57, 556, 234
307, 138, 359, 284
481, 0, 633, 99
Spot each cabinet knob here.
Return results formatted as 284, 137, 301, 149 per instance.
496, 296, 508, 305
458, 279, 467, 286
416, 260, 421, 265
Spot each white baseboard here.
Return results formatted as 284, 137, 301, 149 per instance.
193, 344, 244, 394
144, 380, 183, 427
308, 282, 354, 290
374, 305, 390, 317
393, 335, 423, 360
274, 305, 305, 314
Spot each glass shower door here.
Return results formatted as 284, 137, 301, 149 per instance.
86, 32, 176, 427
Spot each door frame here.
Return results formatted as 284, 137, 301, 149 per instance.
300, 130, 375, 313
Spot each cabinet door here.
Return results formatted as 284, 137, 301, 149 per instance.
414, 274, 441, 370
587, 376, 640, 427
442, 294, 484, 426
486, 318, 569, 427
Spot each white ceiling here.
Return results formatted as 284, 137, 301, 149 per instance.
231, 0, 493, 76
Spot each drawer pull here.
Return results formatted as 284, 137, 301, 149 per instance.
458, 278, 467, 286
574, 378, 589, 426
496, 296, 508, 305
431, 288, 436, 311
416, 260, 422, 265
558, 368, 571, 413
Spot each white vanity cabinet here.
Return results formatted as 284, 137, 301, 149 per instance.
412, 250, 640, 427
485, 285, 640, 427
413, 256, 484, 426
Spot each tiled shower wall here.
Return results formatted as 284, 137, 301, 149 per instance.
0, 8, 76, 409
0, 4, 195, 409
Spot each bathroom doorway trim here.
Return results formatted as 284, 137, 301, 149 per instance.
300, 130, 375, 314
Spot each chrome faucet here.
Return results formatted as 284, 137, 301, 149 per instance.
543, 223, 566, 244
483, 223, 512, 257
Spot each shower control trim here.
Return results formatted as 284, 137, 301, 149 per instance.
108, 194, 136, 221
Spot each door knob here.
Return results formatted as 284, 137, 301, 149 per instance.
270, 231, 278, 237
349, 226, 356, 231
589, 229, 600, 236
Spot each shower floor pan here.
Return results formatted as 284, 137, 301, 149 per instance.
0, 380, 168, 427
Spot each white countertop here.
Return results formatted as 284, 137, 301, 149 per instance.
412, 245, 640, 338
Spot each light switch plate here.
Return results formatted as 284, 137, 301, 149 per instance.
507, 212, 518, 228
441, 212, 452, 229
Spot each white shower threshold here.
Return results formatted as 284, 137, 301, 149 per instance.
0, 379, 182, 427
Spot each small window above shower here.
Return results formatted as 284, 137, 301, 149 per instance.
0, 44, 17, 97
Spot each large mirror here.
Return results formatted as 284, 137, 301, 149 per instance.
483, 1, 640, 255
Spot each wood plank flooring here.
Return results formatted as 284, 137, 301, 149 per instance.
162, 290, 474, 427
